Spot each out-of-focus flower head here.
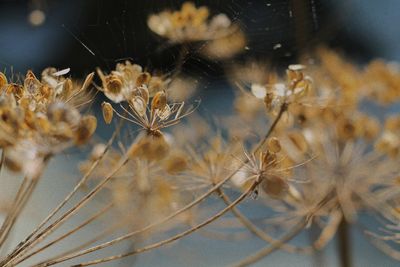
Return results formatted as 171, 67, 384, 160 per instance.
0, 69, 96, 178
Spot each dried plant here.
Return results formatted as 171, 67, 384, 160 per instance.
1, 2, 400, 267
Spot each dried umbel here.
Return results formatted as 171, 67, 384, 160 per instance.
98, 62, 199, 136
97, 61, 168, 103
231, 140, 293, 200
2, 2, 400, 265
234, 64, 312, 118
0, 69, 96, 177
148, 2, 239, 44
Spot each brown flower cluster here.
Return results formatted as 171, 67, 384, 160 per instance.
0, 69, 96, 178
148, 2, 246, 59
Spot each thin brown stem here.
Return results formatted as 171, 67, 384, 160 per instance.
1, 156, 129, 267
7, 124, 120, 254
217, 188, 312, 254
12, 203, 113, 266
63, 181, 260, 267
42, 219, 128, 265
1, 123, 122, 266
337, 220, 351, 267
0, 156, 50, 249
232, 219, 307, 267
0, 177, 30, 247
26, 103, 288, 266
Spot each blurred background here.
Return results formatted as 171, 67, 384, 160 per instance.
1, 0, 400, 266
2, 0, 400, 77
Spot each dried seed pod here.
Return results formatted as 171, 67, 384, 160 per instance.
164, 152, 188, 174
360, 116, 380, 140
105, 74, 123, 94
385, 116, 400, 132
52, 122, 74, 141
151, 90, 167, 110
6, 84, 24, 99
287, 65, 305, 83
337, 118, 358, 140
101, 102, 113, 124
74, 115, 97, 145
47, 102, 81, 125
292, 79, 311, 96
262, 151, 278, 169
138, 86, 149, 105
24, 70, 41, 94
60, 78, 73, 98
261, 175, 288, 198
36, 113, 51, 134
0, 72, 7, 89
136, 72, 151, 86
130, 96, 147, 117
288, 132, 308, 153
267, 137, 281, 153
40, 84, 54, 99
156, 105, 171, 120
128, 134, 169, 161
4, 156, 22, 172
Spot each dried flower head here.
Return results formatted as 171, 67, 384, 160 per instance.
98, 62, 199, 136
147, 2, 239, 44
0, 69, 96, 177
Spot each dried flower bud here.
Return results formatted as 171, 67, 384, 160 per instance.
101, 102, 113, 124
267, 137, 281, 153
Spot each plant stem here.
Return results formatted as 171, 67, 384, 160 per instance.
337, 220, 351, 267
232, 220, 307, 267
29, 103, 289, 266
